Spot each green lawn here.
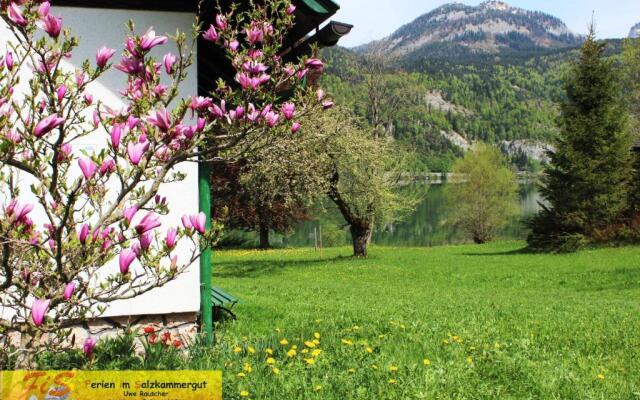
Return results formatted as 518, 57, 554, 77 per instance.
204, 242, 640, 399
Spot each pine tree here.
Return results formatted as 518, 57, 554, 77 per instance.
528, 26, 632, 251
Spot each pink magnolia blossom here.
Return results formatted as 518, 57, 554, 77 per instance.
96, 46, 116, 69
114, 57, 143, 74
5, 130, 21, 143
5, 51, 13, 71
190, 96, 212, 110
286, 4, 296, 14
84, 93, 93, 105
135, 212, 161, 235
246, 25, 264, 45
110, 124, 123, 150
228, 40, 240, 52
147, 108, 172, 132
215, 14, 227, 30
38, 2, 51, 18
127, 115, 140, 130
165, 228, 177, 249
305, 58, 324, 72
296, 68, 308, 80
264, 111, 280, 127
190, 212, 207, 234
43, 14, 62, 38
8, 3, 28, 27
78, 157, 97, 180
34, 114, 64, 137
119, 249, 136, 274
56, 85, 67, 103
291, 121, 301, 134
139, 233, 152, 251
127, 141, 149, 165
83, 337, 97, 357
242, 61, 268, 74
124, 205, 138, 224
31, 299, 50, 327
281, 103, 295, 120
316, 88, 325, 101
140, 28, 168, 51
202, 25, 218, 42
78, 223, 90, 244
63, 281, 76, 300
163, 53, 176, 74
7, 201, 34, 223
99, 158, 116, 176
322, 100, 334, 110
181, 215, 193, 230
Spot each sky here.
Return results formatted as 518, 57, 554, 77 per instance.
332, 0, 640, 48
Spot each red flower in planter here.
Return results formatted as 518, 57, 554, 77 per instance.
144, 325, 155, 334
173, 339, 182, 349
161, 331, 171, 343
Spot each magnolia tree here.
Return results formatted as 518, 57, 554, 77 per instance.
0, 0, 327, 365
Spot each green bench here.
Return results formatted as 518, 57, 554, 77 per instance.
211, 286, 239, 320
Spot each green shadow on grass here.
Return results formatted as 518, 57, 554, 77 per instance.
214, 255, 351, 278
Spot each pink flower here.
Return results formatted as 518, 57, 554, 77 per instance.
139, 233, 152, 251
127, 115, 140, 130
305, 58, 324, 72
135, 212, 161, 235
242, 61, 268, 74
235, 73, 251, 90
228, 40, 239, 52
264, 111, 280, 127
124, 205, 138, 224
291, 121, 301, 134
38, 2, 51, 18
322, 100, 334, 110
181, 215, 193, 230
147, 108, 171, 132
8, 3, 28, 27
5, 130, 21, 144
202, 25, 218, 42
191, 212, 206, 234
83, 337, 97, 357
190, 96, 212, 110
110, 124, 123, 150
5, 51, 13, 71
165, 228, 177, 249
316, 88, 325, 101
78, 157, 97, 180
43, 14, 62, 38
286, 4, 296, 14
215, 14, 227, 29
163, 53, 176, 74
78, 223, 89, 244
34, 114, 65, 137
281, 103, 295, 120
99, 158, 116, 176
93, 110, 100, 127
31, 299, 50, 327
140, 28, 168, 51
114, 57, 143, 74
119, 249, 136, 274
63, 281, 76, 300
7, 201, 34, 223
96, 46, 116, 69
127, 141, 149, 165
57, 85, 67, 103
245, 25, 264, 45
84, 93, 93, 105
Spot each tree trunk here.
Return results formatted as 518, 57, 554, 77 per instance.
350, 222, 373, 257
258, 207, 270, 249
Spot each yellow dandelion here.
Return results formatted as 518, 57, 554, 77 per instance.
243, 363, 252, 373
389, 379, 397, 385
304, 358, 315, 365
348, 368, 356, 373
423, 358, 431, 366
366, 347, 373, 354
242, 336, 248, 341
240, 390, 249, 397
389, 365, 398, 372
372, 364, 378, 370
494, 342, 501, 349
266, 348, 273, 355
442, 339, 450, 345
275, 328, 281, 333
353, 325, 360, 330
314, 385, 322, 391
467, 357, 473, 365
272, 367, 280, 375
292, 345, 298, 350
287, 349, 297, 357
379, 334, 386, 339
247, 346, 255, 354
237, 372, 245, 378
301, 348, 309, 354
279, 338, 289, 345
311, 349, 322, 357
314, 332, 321, 339
597, 374, 605, 380
233, 346, 242, 353
470, 346, 476, 351
400, 324, 406, 329
315, 319, 322, 323
312, 339, 320, 345
304, 341, 316, 348
266, 357, 275, 365
341, 339, 353, 346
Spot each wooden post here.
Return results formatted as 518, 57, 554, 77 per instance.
319, 225, 323, 259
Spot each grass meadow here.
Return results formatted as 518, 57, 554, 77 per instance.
195, 242, 640, 399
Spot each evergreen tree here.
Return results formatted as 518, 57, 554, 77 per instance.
528, 27, 632, 251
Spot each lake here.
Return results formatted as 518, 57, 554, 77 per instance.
265, 182, 543, 248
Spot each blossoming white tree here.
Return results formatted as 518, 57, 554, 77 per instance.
0, 0, 328, 366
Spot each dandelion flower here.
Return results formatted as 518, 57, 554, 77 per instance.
287, 349, 297, 357
366, 347, 373, 354
280, 338, 289, 345
248, 346, 255, 354
597, 374, 605, 380
304, 341, 316, 348
305, 358, 315, 365
372, 364, 378, 370
266, 348, 273, 355
423, 358, 431, 366
314, 385, 322, 391
389, 365, 398, 372
467, 357, 473, 365
389, 379, 397, 385
341, 339, 353, 346
348, 368, 356, 373
272, 367, 280, 375
266, 357, 276, 365
314, 332, 321, 339
311, 349, 322, 357
301, 349, 309, 354
243, 363, 252, 373
237, 372, 246, 378
240, 390, 249, 397
313, 339, 320, 345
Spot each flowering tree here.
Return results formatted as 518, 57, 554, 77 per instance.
0, 0, 327, 366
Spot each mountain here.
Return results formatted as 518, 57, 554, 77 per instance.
355, 1, 582, 63
630, 22, 640, 39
